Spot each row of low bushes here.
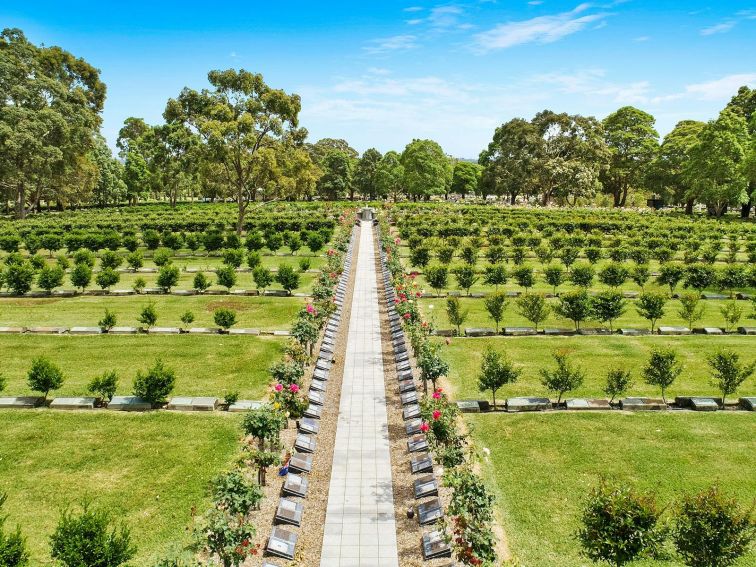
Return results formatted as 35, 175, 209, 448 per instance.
380, 222, 499, 566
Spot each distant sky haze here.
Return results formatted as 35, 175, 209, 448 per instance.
3, 1, 755, 158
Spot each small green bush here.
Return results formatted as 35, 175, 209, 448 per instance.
133, 359, 176, 405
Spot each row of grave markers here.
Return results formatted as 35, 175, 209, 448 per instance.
263, 227, 356, 566
0, 326, 290, 335
0, 288, 308, 298
451, 326, 756, 337
378, 228, 452, 562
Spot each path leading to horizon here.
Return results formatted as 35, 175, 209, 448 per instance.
320, 225, 399, 567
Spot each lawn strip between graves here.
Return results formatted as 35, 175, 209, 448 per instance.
248, 226, 359, 565
375, 232, 453, 567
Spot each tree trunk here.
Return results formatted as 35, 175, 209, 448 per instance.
15, 182, 25, 219
685, 199, 694, 215
741, 199, 752, 219
620, 186, 629, 207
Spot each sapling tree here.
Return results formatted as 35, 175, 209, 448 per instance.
555, 290, 592, 330
544, 264, 565, 295
0, 491, 28, 566
482, 264, 507, 289
598, 263, 629, 289
516, 293, 551, 331
27, 356, 64, 400
657, 263, 685, 295
642, 347, 682, 403
87, 370, 118, 402
570, 264, 595, 288
677, 292, 705, 329
577, 481, 664, 567
252, 266, 273, 294
719, 301, 743, 333
460, 245, 477, 266
216, 265, 237, 291
591, 290, 626, 332
424, 264, 448, 296
437, 245, 454, 264
483, 292, 508, 333
636, 292, 667, 332
156, 265, 179, 292
417, 341, 449, 395
684, 263, 715, 292
37, 265, 64, 294
247, 251, 261, 269
214, 308, 237, 332
409, 246, 431, 269
453, 265, 478, 296
180, 311, 195, 329
540, 350, 584, 404
707, 349, 755, 406
716, 265, 747, 298
446, 296, 468, 336
477, 348, 521, 410
604, 368, 633, 403
100, 250, 123, 270
138, 302, 158, 328
95, 268, 120, 291
98, 309, 117, 332
630, 264, 650, 290
5, 262, 35, 295
276, 264, 300, 295
193, 272, 211, 292
126, 251, 143, 270
512, 265, 535, 293
132, 359, 176, 406
132, 277, 146, 294
222, 248, 245, 268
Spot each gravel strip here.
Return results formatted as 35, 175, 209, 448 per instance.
247, 228, 360, 566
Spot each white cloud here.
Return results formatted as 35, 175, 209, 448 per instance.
530, 69, 652, 104
428, 5, 464, 28
528, 1, 544, 5
363, 34, 418, 55
633, 35, 650, 42
406, 18, 424, 25
682, 73, 756, 100
472, 3, 612, 52
404, 6, 423, 12
700, 21, 736, 35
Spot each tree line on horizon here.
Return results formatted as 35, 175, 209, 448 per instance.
1, 27, 755, 228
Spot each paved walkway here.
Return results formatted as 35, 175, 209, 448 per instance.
320, 225, 398, 567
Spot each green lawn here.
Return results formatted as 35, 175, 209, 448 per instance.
439, 335, 756, 400
0, 334, 284, 398
468, 412, 756, 566
0, 411, 241, 566
420, 295, 755, 332
0, 294, 303, 329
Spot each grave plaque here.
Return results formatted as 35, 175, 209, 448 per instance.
275, 498, 304, 527
456, 400, 483, 413
413, 475, 439, 499
690, 397, 719, 411
701, 292, 728, 300
504, 327, 537, 336
107, 396, 151, 411
396, 352, 410, 363
506, 397, 551, 412
403, 404, 421, 420
188, 327, 220, 334
288, 453, 313, 474
148, 327, 181, 335
620, 397, 668, 411
303, 404, 322, 419
308, 390, 325, 406
565, 399, 611, 410
310, 378, 327, 393
405, 418, 423, 436
228, 400, 263, 412
166, 397, 218, 411
417, 498, 443, 525
69, 327, 102, 335
465, 328, 496, 337
410, 453, 434, 474
0, 396, 44, 409
739, 397, 756, 411
108, 326, 138, 334
577, 327, 612, 336
298, 417, 319, 434
399, 379, 416, 394
28, 326, 67, 334
544, 328, 576, 336
658, 326, 691, 335
434, 329, 454, 337
619, 328, 649, 336
397, 360, 411, 372
282, 473, 308, 498
294, 433, 316, 453
401, 391, 419, 406
49, 397, 96, 410
737, 327, 756, 335
397, 369, 414, 381
702, 327, 724, 335
422, 530, 452, 560
0, 326, 25, 334
315, 359, 332, 372
266, 527, 297, 560
407, 434, 429, 453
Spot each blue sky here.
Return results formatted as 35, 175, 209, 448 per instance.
2, 1, 755, 158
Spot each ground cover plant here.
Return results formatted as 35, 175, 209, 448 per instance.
0, 335, 284, 398
0, 411, 241, 565
467, 412, 756, 566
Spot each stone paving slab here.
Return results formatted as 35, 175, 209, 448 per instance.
321, 226, 398, 567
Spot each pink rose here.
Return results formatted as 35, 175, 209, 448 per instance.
403, 313, 411, 320
289, 384, 300, 393
274, 383, 283, 392
432, 410, 441, 421
420, 422, 430, 433
394, 238, 401, 245
432, 391, 441, 400
306, 304, 315, 314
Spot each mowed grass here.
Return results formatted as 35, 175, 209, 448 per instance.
0, 295, 304, 329
0, 334, 284, 398
0, 411, 241, 566
439, 335, 756, 400
468, 412, 756, 566
419, 295, 755, 332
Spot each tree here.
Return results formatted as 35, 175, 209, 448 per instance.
316, 149, 353, 200
446, 296, 468, 335
374, 151, 404, 201
672, 486, 756, 567
4, 262, 35, 295
156, 265, 179, 292
707, 349, 756, 406
98, 309, 117, 332
37, 265, 64, 294
684, 263, 716, 292
27, 356, 64, 400
630, 264, 650, 290
95, 268, 120, 291
604, 368, 633, 403
453, 265, 478, 296
642, 347, 682, 403
0, 29, 106, 218
592, 291, 626, 332
425, 264, 448, 296
577, 481, 664, 567
516, 293, 551, 331
165, 69, 301, 233
409, 247, 431, 270
511, 265, 534, 293
450, 161, 482, 198
719, 301, 743, 333
50, 502, 136, 567
0, 492, 28, 566
417, 341, 449, 395
726, 85, 756, 218
636, 292, 667, 332
87, 370, 118, 402
657, 263, 685, 295
133, 359, 176, 405
70, 263, 92, 292
352, 148, 382, 200
193, 272, 211, 293
401, 139, 451, 199
684, 109, 750, 217
678, 292, 705, 329
180, 311, 195, 330
601, 106, 659, 207
598, 263, 629, 288
483, 264, 507, 289
544, 264, 565, 295
716, 265, 747, 298
477, 348, 521, 409
138, 303, 158, 328
214, 308, 237, 331
540, 350, 585, 403
570, 264, 595, 288
484, 292, 508, 333
216, 265, 237, 291
275, 264, 300, 295
555, 290, 592, 330
253, 266, 273, 293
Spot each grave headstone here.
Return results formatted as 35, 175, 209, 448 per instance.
0, 396, 44, 409
0, 326, 26, 334
282, 473, 308, 498
166, 397, 218, 411
544, 328, 576, 336
228, 400, 263, 412
417, 498, 443, 525
266, 527, 297, 560
422, 530, 452, 560
403, 404, 421, 420
456, 399, 486, 413
506, 397, 551, 412
577, 327, 612, 335
690, 397, 719, 411
108, 326, 138, 334
405, 418, 423, 436
565, 399, 611, 410
410, 453, 434, 474
308, 390, 325, 406
737, 327, 756, 335
401, 391, 419, 406
465, 328, 496, 337
620, 397, 668, 411
27, 326, 67, 334
69, 327, 102, 335
303, 404, 322, 419
407, 434, 429, 453
413, 475, 439, 499
288, 453, 313, 474
504, 327, 537, 336
701, 292, 728, 300
294, 434, 316, 453
298, 417, 319, 434
49, 397, 96, 410
310, 379, 327, 393
658, 326, 691, 335
107, 396, 151, 411
619, 328, 650, 336
275, 498, 304, 527
739, 397, 756, 411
